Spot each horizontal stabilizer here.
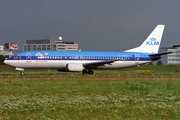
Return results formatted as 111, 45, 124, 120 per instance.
149, 52, 173, 56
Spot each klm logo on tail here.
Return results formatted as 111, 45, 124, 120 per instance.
146, 37, 159, 45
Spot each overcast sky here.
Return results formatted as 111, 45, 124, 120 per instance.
0, 1, 180, 53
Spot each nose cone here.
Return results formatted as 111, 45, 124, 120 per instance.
4, 59, 14, 66
4, 59, 15, 67
4, 59, 9, 65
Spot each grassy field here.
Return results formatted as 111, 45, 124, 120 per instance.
0, 65, 180, 119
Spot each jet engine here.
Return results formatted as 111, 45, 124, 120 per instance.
66, 63, 83, 72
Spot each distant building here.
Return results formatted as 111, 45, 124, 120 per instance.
157, 48, 168, 65
0, 45, 14, 58
167, 45, 180, 65
0, 45, 3, 51
23, 39, 78, 52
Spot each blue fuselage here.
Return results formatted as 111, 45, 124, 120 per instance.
5, 51, 160, 70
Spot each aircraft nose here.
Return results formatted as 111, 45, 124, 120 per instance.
4, 60, 7, 64
4, 60, 9, 65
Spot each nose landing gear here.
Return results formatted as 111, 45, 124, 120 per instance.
15, 68, 25, 75
20, 71, 25, 75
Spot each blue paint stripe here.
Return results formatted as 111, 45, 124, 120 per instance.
15, 51, 151, 57
7, 51, 161, 61
8, 56, 153, 61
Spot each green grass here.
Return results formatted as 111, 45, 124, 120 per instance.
0, 65, 180, 119
1, 64, 180, 75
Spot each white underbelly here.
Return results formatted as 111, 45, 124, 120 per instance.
17, 60, 150, 69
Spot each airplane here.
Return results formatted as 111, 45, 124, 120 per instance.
4, 25, 172, 75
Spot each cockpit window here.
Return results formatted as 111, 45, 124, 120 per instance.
12, 55, 20, 59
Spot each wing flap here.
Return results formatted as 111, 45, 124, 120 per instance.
83, 59, 120, 69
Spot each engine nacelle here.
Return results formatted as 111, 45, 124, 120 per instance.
66, 63, 83, 72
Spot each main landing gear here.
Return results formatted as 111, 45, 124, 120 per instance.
82, 69, 94, 75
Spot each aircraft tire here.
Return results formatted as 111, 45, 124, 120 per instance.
82, 69, 88, 75
88, 69, 93, 75
21, 71, 24, 75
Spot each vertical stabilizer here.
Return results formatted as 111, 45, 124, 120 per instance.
125, 25, 165, 53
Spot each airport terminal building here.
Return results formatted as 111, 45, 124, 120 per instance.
167, 45, 180, 64
23, 39, 78, 52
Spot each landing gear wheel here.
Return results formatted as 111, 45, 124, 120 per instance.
82, 69, 88, 75
88, 69, 94, 75
20, 71, 24, 75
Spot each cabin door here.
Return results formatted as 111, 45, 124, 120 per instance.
76, 56, 83, 61
135, 54, 139, 64
26, 53, 31, 63
79, 56, 83, 61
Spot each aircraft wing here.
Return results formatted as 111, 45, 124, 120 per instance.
83, 59, 120, 69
